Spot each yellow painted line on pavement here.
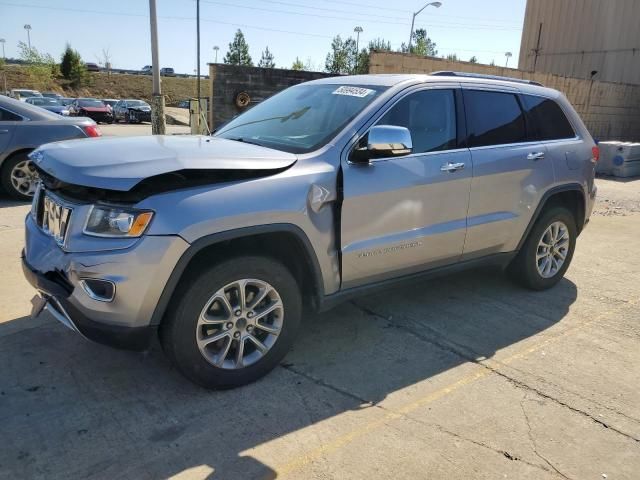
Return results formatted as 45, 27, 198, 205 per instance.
272, 296, 638, 478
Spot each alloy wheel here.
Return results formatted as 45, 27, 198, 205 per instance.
195, 278, 284, 369
10, 160, 39, 197
536, 221, 570, 278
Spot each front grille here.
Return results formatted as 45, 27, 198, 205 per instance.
35, 189, 74, 246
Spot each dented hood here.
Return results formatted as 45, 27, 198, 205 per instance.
32, 135, 297, 191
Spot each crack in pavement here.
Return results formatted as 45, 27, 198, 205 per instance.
351, 301, 640, 444
520, 394, 574, 480
281, 361, 563, 477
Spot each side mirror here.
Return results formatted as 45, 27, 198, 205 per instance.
352, 125, 413, 163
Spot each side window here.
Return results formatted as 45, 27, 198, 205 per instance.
0, 107, 22, 122
522, 95, 575, 140
463, 90, 526, 147
378, 89, 457, 154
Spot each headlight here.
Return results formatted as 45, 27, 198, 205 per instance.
83, 206, 154, 238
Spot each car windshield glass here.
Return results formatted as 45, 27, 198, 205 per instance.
17, 91, 40, 98
215, 84, 387, 154
126, 100, 148, 107
78, 99, 105, 107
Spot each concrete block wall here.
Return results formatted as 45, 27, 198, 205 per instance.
369, 52, 640, 141
208, 64, 336, 128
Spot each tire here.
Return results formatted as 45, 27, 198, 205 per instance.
125, 113, 131, 124
508, 206, 577, 290
1, 152, 38, 201
160, 256, 302, 389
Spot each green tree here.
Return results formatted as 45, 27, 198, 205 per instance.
325, 35, 357, 74
445, 53, 459, 61
469, 56, 478, 63
224, 29, 253, 66
489, 59, 496, 66
17, 41, 57, 89
60, 44, 88, 87
291, 57, 304, 70
356, 38, 393, 74
258, 46, 275, 68
400, 29, 437, 57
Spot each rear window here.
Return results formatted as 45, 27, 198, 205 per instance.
463, 90, 526, 147
0, 107, 23, 121
522, 95, 575, 140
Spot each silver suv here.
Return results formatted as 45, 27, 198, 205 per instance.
22, 72, 598, 388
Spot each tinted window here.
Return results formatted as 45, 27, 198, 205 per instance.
522, 95, 575, 140
78, 99, 105, 107
464, 90, 526, 147
378, 89, 457, 154
0, 107, 22, 121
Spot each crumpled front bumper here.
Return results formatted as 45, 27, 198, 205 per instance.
22, 214, 190, 350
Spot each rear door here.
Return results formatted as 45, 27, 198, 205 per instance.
0, 107, 19, 154
461, 87, 553, 259
340, 86, 472, 288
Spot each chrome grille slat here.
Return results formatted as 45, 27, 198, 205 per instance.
38, 191, 73, 246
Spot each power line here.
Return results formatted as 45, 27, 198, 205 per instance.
0, 1, 334, 38
198, 0, 521, 30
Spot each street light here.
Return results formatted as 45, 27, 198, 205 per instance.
354, 26, 363, 72
213, 45, 219, 63
0, 39, 5, 59
408, 1, 441, 53
505, 51, 512, 67
23, 24, 31, 50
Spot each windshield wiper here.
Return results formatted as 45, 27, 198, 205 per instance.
226, 137, 264, 147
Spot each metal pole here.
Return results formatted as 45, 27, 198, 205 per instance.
27, 30, 31, 50
148, 0, 165, 134
408, 13, 416, 52
532, 22, 543, 72
196, 0, 201, 124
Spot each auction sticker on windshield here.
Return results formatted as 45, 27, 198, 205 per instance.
332, 86, 375, 97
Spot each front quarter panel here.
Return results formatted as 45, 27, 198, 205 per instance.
138, 156, 341, 294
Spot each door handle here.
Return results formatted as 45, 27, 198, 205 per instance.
440, 162, 465, 172
527, 151, 545, 161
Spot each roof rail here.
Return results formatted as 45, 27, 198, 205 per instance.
430, 71, 544, 87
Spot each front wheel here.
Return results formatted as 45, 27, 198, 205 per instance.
508, 206, 577, 290
160, 256, 302, 389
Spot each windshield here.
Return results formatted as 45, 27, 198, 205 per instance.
126, 100, 148, 107
17, 91, 41, 98
78, 99, 105, 107
31, 98, 61, 106
215, 84, 387, 154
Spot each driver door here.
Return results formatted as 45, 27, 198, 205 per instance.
340, 87, 471, 289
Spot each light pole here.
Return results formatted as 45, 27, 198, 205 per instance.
213, 45, 219, 63
0, 39, 5, 59
23, 24, 32, 50
408, 2, 441, 53
354, 26, 363, 72
505, 51, 512, 67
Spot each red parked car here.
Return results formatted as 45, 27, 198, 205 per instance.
69, 98, 114, 124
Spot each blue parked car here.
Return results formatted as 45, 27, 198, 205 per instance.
25, 97, 70, 116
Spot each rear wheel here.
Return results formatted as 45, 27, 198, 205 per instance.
508, 206, 577, 290
160, 256, 301, 389
1, 153, 38, 201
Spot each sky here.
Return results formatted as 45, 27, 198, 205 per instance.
0, 0, 526, 74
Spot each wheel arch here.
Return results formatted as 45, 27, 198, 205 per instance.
0, 147, 34, 167
149, 224, 325, 326
516, 183, 586, 252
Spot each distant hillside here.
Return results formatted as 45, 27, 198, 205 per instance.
1, 65, 200, 104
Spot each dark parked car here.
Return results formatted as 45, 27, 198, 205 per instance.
0, 95, 101, 200
25, 97, 71, 116
60, 98, 75, 106
160, 67, 175, 76
102, 98, 118, 110
69, 98, 113, 124
113, 99, 152, 123
85, 62, 100, 72
141, 65, 152, 75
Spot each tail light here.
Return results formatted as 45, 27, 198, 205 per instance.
83, 125, 102, 137
591, 146, 600, 162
